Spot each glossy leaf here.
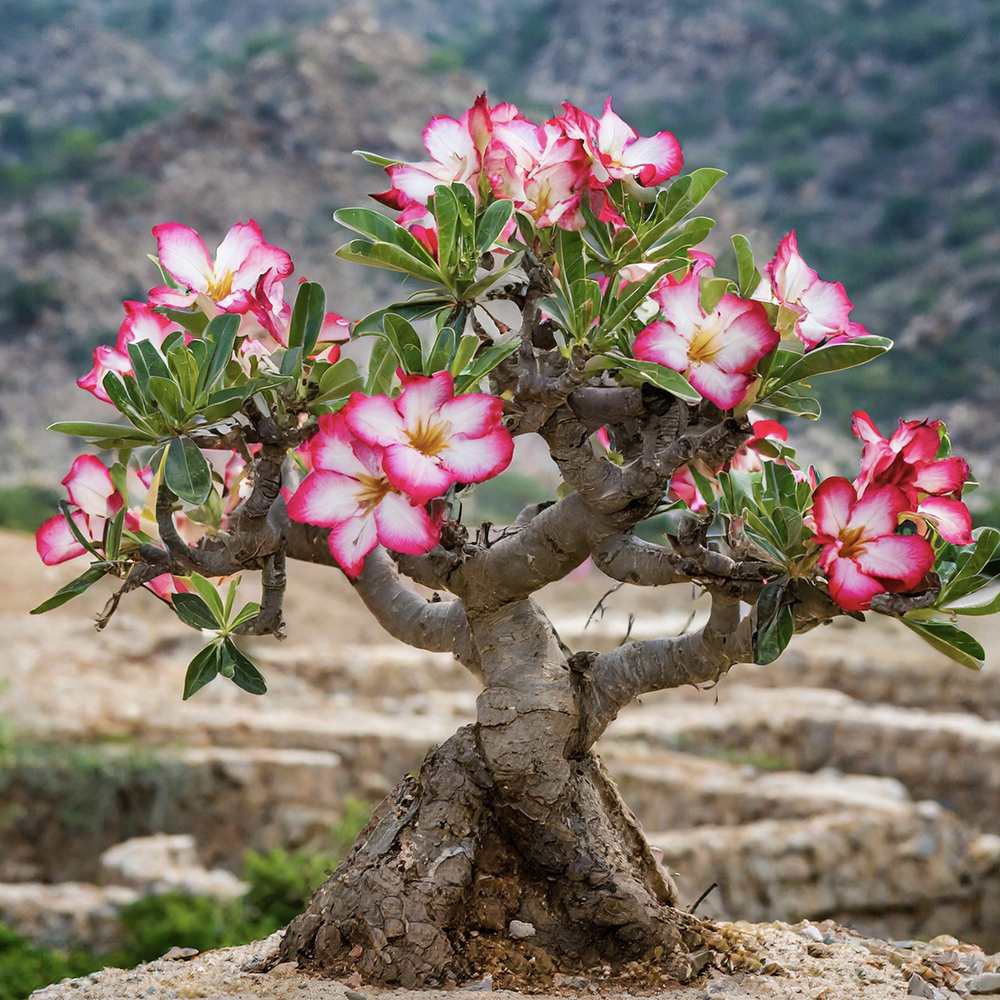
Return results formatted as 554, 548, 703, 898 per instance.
287, 281, 327, 355
165, 436, 213, 505
30, 564, 109, 615
365, 337, 396, 395
187, 573, 226, 625
902, 619, 985, 670
731, 234, 759, 298
334, 207, 439, 268
183, 642, 220, 700
222, 638, 268, 695
382, 313, 425, 374
768, 336, 893, 392
603, 354, 701, 403
476, 199, 514, 253
172, 592, 221, 631
426, 326, 457, 374
454, 340, 519, 393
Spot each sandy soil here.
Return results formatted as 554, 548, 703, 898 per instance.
28, 921, 960, 999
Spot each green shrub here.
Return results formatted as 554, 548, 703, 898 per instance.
0, 923, 101, 1000
0, 485, 61, 533
23, 210, 83, 253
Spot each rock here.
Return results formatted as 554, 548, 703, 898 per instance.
463, 975, 493, 991
908, 973, 949, 999
344, 990, 367, 1000
799, 922, 824, 942
967, 972, 1000, 994
161, 947, 199, 961
508, 919, 536, 939
100, 835, 247, 900
268, 961, 299, 978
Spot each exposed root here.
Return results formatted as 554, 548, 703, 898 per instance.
276, 726, 759, 989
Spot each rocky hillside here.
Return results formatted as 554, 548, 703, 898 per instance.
1, 0, 997, 492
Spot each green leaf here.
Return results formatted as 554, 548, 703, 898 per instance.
336, 239, 444, 284
229, 601, 261, 630
603, 354, 702, 403
700, 276, 732, 313
351, 149, 399, 168
186, 573, 226, 625
279, 346, 303, 379
127, 340, 171, 398
222, 638, 267, 695
103, 506, 126, 560
431, 184, 461, 278
643, 217, 716, 263
167, 346, 200, 402
198, 313, 240, 394
757, 387, 822, 420
753, 579, 794, 665
365, 337, 396, 395
382, 313, 425, 374
455, 339, 519, 393
902, 620, 985, 670
147, 376, 185, 423
101, 373, 149, 425
48, 420, 156, 443
940, 528, 1000, 604
317, 357, 363, 399
767, 336, 893, 392
353, 299, 451, 335
461, 249, 524, 300
476, 199, 514, 253
161, 308, 208, 336
183, 642, 220, 700
172, 591, 221, 631
556, 229, 586, 296
287, 281, 327, 355
449, 334, 479, 377
334, 207, 439, 268
426, 326, 457, 374
30, 564, 109, 615
944, 588, 1000, 616
165, 436, 213, 505
641, 168, 727, 250
731, 234, 760, 298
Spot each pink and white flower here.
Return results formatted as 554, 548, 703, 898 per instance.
851, 411, 972, 545
765, 231, 867, 349
669, 464, 709, 512
730, 419, 789, 473
288, 413, 440, 577
148, 220, 292, 315
374, 95, 522, 210
147, 574, 191, 602
556, 98, 683, 188
78, 300, 184, 403
633, 271, 778, 409
35, 456, 124, 565
343, 371, 514, 504
246, 273, 351, 359
810, 477, 935, 612
485, 120, 590, 229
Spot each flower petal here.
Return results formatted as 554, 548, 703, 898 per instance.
152, 222, 212, 291
767, 230, 816, 305
651, 270, 702, 331
397, 371, 454, 431
918, 496, 973, 546
811, 476, 857, 538
147, 285, 198, 309
621, 131, 683, 185
633, 320, 690, 371
438, 392, 505, 438
847, 483, 907, 539
710, 297, 778, 373
374, 491, 440, 554
310, 413, 370, 478
213, 220, 265, 275
382, 445, 454, 504
423, 114, 476, 169
327, 514, 378, 578
343, 393, 406, 447
286, 471, 362, 527
687, 363, 751, 410
855, 534, 934, 589
827, 556, 886, 612
35, 511, 89, 565
438, 427, 514, 484
77, 346, 131, 403
62, 455, 120, 519
912, 456, 969, 497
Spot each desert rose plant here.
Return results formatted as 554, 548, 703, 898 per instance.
33, 93, 999, 986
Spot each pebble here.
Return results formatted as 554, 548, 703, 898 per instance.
908, 973, 949, 999
344, 990, 368, 1000
161, 947, 199, 961
799, 923, 824, 942
508, 919, 536, 940
967, 972, 1000, 995
462, 974, 493, 991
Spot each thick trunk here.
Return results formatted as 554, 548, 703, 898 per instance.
277, 597, 714, 988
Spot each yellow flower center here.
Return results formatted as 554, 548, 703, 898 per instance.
206, 269, 234, 301
688, 314, 725, 364
407, 417, 450, 457
838, 524, 867, 560
356, 473, 393, 513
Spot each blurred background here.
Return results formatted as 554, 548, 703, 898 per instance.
1, 1, 999, 996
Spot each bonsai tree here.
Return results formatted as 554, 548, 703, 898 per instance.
33, 94, 999, 987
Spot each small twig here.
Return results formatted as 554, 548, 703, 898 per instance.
585, 582, 624, 630
689, 881, 718, 914
617, 612, 636, 647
